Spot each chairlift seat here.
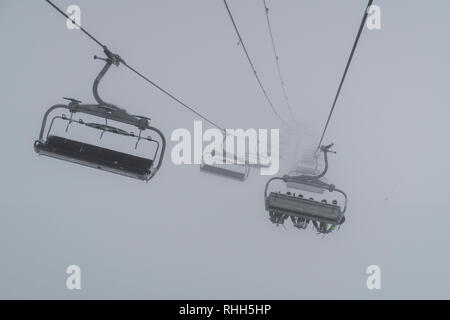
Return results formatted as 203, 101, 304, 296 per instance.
266, 192, 343, 225
35, 135, 153, 180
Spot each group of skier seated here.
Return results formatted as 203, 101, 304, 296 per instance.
268, 211, 345, 234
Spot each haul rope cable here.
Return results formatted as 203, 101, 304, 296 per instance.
316, 0, 374, 150
45, 0, 226, 133
223, 0, 289, 127
262, 0, 298, 124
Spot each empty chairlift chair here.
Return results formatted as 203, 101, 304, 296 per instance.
286, 150, 328, 194
34, 48, 166, 181
200, 148, 251, 182
200, 137, 272, 182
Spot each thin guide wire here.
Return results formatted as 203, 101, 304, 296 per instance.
223, 0, 289, 126
262, 0, 297, 124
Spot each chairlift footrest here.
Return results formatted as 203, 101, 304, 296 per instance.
266, 192, 344, 225
35, 135, 153, 181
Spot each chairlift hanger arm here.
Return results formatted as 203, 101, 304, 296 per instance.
289, 143, 335, 181
92, 51, 125, 112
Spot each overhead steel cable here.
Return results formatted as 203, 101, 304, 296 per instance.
45, 0, 226, 132
316, 0, 374, 150
262, 0, 297, 124
46, 0, 104, 48
121, 61, 226, 131
222, 0, 289, 126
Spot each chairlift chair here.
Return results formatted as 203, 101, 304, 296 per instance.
199, 142, 274, 181
264, 144, 347, 231
287, 150, 328, 193
200, 148, 251, 181
34, 48, 166, 182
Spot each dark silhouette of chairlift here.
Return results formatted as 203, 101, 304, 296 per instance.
264, 144, 347, 233
34, 48, 166, 181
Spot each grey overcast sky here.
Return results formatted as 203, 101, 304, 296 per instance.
0, 0, 449, 299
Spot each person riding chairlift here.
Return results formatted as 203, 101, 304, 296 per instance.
269, 211, 289, 226
312, 217, 345, 234
291, 216, 310, 229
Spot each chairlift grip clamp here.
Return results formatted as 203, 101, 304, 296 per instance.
320, 143, 336, 154
98, 46, 124, 66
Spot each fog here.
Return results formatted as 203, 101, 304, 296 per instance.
0, 0, 449, 299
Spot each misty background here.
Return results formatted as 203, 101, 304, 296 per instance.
0, 0, 449, 299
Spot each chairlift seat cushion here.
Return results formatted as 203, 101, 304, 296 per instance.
266, 192, 343, 224
35, 135, 153, 180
